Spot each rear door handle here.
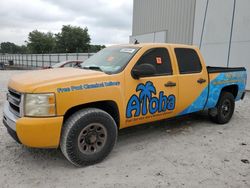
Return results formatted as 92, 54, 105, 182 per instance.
165, 81, 176, 87
197, 78, 206, 84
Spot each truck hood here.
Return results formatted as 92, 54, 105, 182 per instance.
8, 68, 105, 92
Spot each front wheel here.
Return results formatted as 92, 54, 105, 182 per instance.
209, 92, 235, 124
60, 108, 118, 167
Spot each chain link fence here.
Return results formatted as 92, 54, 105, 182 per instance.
0, 53, 94, 69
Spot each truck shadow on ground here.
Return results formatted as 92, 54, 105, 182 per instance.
17, 111, 213, 168
118, 111, 212, 140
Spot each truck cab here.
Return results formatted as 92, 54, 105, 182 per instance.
3, 43, 247, 166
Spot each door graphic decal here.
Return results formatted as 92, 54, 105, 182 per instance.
126, 81, 175, 118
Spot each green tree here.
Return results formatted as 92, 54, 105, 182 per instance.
89, 45, 106, 53
18, 45, 28, 53
55, 25, 91, 53
0, 42, 21, 53
27, 30, 56, 53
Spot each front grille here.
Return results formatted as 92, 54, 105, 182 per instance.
7, 88, 22, 117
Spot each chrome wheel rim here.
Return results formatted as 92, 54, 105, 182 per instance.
78, 123, 107, 155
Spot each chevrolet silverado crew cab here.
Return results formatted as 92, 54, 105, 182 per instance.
3, 43, 247, 166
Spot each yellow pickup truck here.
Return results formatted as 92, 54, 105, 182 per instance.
3, 43, 247, 166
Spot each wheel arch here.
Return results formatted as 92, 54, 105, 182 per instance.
63, 100, 120, 128
220, 84, 239, 99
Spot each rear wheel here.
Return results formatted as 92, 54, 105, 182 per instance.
60, 108, 118, 166
209, 92, 235, 124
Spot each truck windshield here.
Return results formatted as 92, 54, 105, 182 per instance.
81, 46, 139, 74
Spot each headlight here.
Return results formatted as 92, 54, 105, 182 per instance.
24, 93, 56, 117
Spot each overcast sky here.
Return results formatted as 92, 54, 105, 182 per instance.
0, 0, 133, 45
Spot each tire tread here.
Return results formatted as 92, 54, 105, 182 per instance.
60, 108, 117, 166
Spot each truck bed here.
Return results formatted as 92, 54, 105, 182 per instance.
207, 66, 246, 73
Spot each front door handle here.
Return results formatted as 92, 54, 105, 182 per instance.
165, 81, 176, 87
197, 78, 206, 84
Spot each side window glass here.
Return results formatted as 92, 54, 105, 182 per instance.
64, 62, 76, 67
136, 48, 172, 75
63, 63, 71, 67
174, 48, 202, 74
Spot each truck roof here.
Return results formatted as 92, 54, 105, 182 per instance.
114, 43, 197, 49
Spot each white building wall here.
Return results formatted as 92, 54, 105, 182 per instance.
131, 0, 250, 89
193, 0, 250, 89
229, 0, 250, 90
129, 31, 168, 43
132, 0, 196, 44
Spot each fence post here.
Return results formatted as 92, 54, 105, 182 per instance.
11, 54, 13, 65
66, 53, 68, 60
31, 54, 33, 67
26, 53, 28, 67
42, 53, 44, 67
21, 54, 23, 66
57, 54, 60, 63
49, 54, 51, 67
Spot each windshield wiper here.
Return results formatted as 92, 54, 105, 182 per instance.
82, 66, 103, 72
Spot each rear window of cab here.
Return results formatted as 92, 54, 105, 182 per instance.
174, 48, 202, 74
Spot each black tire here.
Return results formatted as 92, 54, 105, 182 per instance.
60, 108, 118, 167
209, 92, 235, 124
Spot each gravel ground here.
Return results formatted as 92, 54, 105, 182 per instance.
0, 70, 249, 188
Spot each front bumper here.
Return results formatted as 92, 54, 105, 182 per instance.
3, 102, 63, 148
3, 102, 20, 143
3, 118, 21, 144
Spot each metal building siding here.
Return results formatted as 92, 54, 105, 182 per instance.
132, 0, 196, 44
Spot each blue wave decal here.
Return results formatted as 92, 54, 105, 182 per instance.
205, 71, 246, 109
179, 71, 246, 116
178, 87, 208, 116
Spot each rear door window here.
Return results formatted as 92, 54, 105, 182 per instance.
174, 48, 202, 74
136, 48, 172, 76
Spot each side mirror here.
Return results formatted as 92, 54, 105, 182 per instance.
131, 63, 156, 79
